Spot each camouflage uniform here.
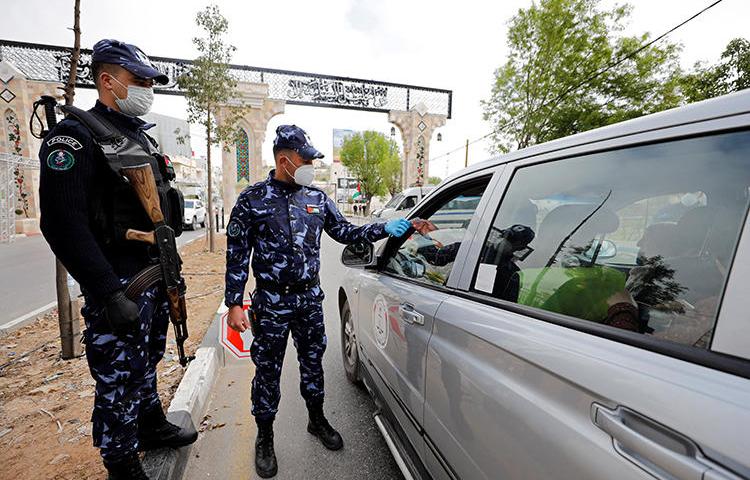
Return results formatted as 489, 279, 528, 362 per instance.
225, 170, 387, 420
82, 279, 170, 460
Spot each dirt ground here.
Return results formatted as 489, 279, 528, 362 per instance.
0, 234, 227, 480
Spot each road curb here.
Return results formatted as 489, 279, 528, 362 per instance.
0, 233, 206, 337
144, 301, 227, 480
0, 301, 58, 337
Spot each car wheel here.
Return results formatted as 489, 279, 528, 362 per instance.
341, 300, 361, 384
200, 218, 206, 228
191, 217, 197, 230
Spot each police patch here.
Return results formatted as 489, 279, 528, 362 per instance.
46, 135, 83, 151
46, 149, 75, 171
227, 221, 242, 237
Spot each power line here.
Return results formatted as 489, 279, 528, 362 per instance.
429, 0, 727, 165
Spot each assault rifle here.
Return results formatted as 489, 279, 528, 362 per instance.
121, 164, 193, 367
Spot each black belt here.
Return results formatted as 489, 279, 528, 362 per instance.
255, 277, 320, 295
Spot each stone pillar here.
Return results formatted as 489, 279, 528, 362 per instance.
389, 102, 446, 188
0, 61, 62, 234
217, 82, 284, 211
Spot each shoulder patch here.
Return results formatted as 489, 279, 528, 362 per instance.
46, 149, 76, 171
46, 135, 83, 151
227, 221, 243, 238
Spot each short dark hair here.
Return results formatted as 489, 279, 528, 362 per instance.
91, 61, 124, 87
273, 146, 296, 159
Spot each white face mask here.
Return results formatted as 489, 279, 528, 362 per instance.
109, 75, 154, 117
283, 158, 315, 186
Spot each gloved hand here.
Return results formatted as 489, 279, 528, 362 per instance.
104, 290, 141, 336
385, 218, 412, 237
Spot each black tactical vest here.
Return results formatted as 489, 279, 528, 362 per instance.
60, 106, 184, 248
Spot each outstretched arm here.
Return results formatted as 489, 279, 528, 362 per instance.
323, 196, 388, 244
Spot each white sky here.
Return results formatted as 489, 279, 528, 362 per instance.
4, 0, 749, 178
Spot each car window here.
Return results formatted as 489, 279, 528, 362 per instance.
472, 131, 750, 350
399, 196, 418, 210
384, 194, 403, 209
184, 200, 194, 208
384, 179, 490, 286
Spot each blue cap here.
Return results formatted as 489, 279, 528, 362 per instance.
91, 39, 169, 85
273, 125, 324, 160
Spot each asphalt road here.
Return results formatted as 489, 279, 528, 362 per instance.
184, 233, 403, 480
0, 228, 206, 328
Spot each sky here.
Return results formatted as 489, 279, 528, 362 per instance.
3, 0, 750, 178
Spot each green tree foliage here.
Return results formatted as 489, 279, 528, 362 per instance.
482, 0, 682, 153
340, 131, 400, 210
681, 38, 750, 103
178, 4, 245, 251
427, 176, 442, 186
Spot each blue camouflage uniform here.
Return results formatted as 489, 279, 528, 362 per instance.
38, 39, 173, 463
225, 170, 388, 421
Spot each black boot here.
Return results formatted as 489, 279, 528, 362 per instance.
307, 404, 344, 451
137, 405, 198, 451
255, 419, 278, 478
104, 452, 150, 480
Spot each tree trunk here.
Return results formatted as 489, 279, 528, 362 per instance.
56, 0, 83, 359
206, 113, 215, 252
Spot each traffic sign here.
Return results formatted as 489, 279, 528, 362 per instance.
220, 300, 253, 359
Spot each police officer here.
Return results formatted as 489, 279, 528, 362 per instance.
225, 125, 411, 478
39, 40, 197, 480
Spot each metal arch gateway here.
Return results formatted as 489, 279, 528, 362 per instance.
0, 39, 452, 118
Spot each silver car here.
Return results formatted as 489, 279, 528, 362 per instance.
338, 90, 750, 480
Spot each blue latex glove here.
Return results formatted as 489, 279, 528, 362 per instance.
385, 218, 411, 237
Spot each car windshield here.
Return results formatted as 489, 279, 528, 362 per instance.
384, 194, 404, 209
184, 200, 195, 208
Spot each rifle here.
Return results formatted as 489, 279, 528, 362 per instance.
121, 164, 194, 367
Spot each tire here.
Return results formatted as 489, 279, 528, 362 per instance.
191, 217, 198, 231
200, 217, 206, 228
341, 300, 361, 384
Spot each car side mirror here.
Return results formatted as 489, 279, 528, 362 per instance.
341, 243, 375, 268
584, 239, 617, 260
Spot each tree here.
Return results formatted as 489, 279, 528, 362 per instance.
178, 4, 245, 252
340, 131, 400, 212
681, 38, 750, 103
482, 0, 683, 153
54, 0, 83, 360
427, 176, 442, 186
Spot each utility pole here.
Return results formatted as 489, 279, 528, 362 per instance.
56, 0, 83, 359
464, 138, 469, 168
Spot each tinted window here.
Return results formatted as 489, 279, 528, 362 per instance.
472, 131, 750, 349
184, 200, 195, 208
385, 180, 489, 286
400, 196, 418, 210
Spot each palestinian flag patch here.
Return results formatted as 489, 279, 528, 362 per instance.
306, 204, 322, 215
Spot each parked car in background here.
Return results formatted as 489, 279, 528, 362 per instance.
183, 199, 206, 230
338, 90, 750, 480
371, 186, 437, 221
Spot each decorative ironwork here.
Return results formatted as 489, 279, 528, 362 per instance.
235, 129, 249, 182
0, 153, 38, 243
0, 39, 452, 118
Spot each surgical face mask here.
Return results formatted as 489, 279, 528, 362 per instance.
283, 157, 315, 186
109, 75, 154, 117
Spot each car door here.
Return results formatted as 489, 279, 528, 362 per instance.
356, 172, 496, 465
424, 129, 750, 479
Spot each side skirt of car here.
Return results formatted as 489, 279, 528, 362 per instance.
359, 346, 460, 480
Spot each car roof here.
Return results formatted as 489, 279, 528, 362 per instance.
445, 89, 750, 184
402, 186, 437, 195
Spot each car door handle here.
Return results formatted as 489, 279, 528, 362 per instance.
592, 404, 742, 480
399, 304, 424, 325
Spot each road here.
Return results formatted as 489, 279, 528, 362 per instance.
184, 233, 403, 480
0, 228, 206, 328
